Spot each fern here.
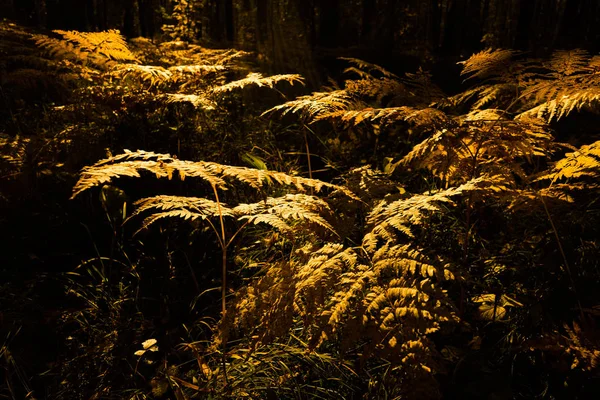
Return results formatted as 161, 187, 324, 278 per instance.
324, 106, 452, 131
222, 237, 457, 399
517, 50, 600, 120
264, 89, 361, 123
110, 64, 171, 88
459, 48, 516, 81
399, 113, 554, 185
129, 193, 336, 237
212, 72, 304, 93
537, 140, 600, 184
35, 29, 138, 69
234, 194, 337, 234
72, 150, 358, 200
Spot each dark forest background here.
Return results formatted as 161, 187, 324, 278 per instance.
4, 0, 600, 79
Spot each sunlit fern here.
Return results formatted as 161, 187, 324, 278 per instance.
518, 50, 600, 121
398, 112, 555, 186
537, 140, 600, 185
35, 29, 138, 69
72, 149, 358, 200
263, 89, 362, 123
131, 193, 337, 236
211, 72, 304, 93
221, 237, 457, 398
454, 48, 600, 121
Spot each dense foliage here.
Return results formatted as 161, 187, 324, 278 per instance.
2, 20, 600, 400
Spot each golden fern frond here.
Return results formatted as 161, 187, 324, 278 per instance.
212, 72, 304, 93
462, 108, 508, 121
168, 64, 226, 75
509, 184, 579, 211
326, 106, 414, 126
35, 29, 137, 69
233, 194, 336, 234
211, 49, 252, 65
317, 242, 457, 371
339, 57, 398, 79
224, 238, 458, 389
92, 149, 173, 166
372, 244, 455, 282
263, 89, 357, 119
327, 106, 452, 131
401, 114, 554, 184
459, 48, 515, 80
516, 49, 600, 121
295, 243, 358, 293
518, 87, 600, 121
537, 140, 600, 183
72, 150, 359, 200
403, 108, 454, 129
399, 128, 468, 182
221, 260, 299, 346
295, 244, 359, 326
110, 64, 172, 88
343, 166, 403, 203
71, 151, 225, 198
364, 189, 458, 246
34, 35, 80, 61
365, 174, 516, 248
200, 161, 360, 200
168, 64, 226, 87
343, 69, 445, 107
223, 243, 358, 346
125, 196, 338, 245
324, 263, 373, 329
134, 195, 229, 217
546, 49, 591, 76
236, 213, 293, 233
451, 174, 515, 202
55, 29, 136, 61
132, 195, 233, 233
402, 68, 447, 104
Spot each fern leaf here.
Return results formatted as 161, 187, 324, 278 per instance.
263, 90, 360, 123
72, 150, 359, 201
546, 49, 590, 76
212, 73, 304, 93
36, 29, 137, 69
234, 194, 336, 234
537, 140, 600, 183
459, 48, 515, 80
111, 64, 172, 87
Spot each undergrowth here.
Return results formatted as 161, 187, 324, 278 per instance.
2, 22, 600, 399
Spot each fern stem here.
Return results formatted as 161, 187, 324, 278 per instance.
302, 125, 314, 195
210, 183, 230, 386
210, 184, 227, 316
